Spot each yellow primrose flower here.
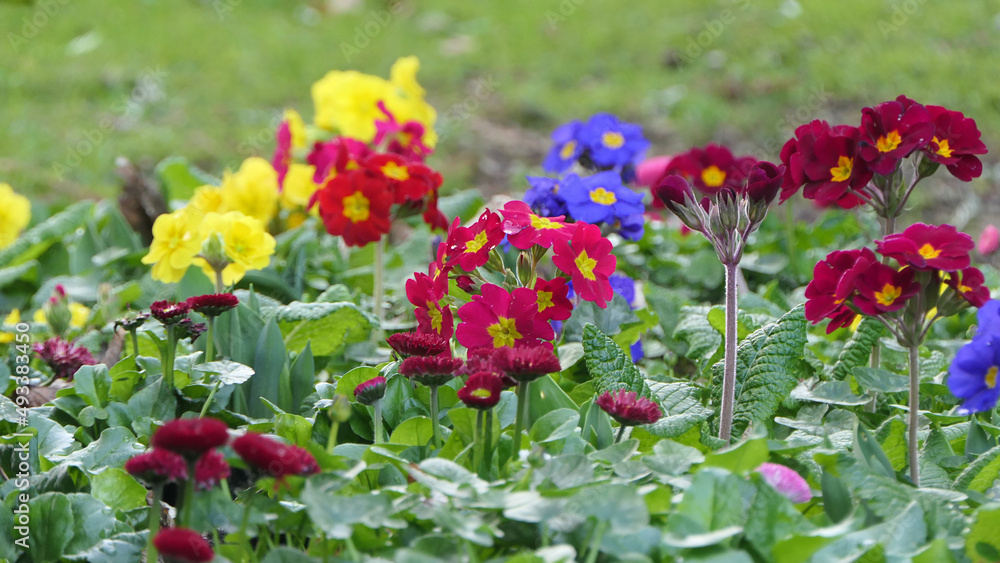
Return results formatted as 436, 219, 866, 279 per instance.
220, 157, 279, 226
280, 163, 321, 211
33, 302, 90, 328
189, 185, 225, 216
285, 108, 307, 149
141, 209, 204, 283
0, 309, 20, 343
0, 183, 31, 249
312, 69, 394, 141
385, 56, 438, 147
195, 212, 276, 286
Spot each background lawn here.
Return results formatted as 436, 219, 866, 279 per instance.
2, 0, 999, 229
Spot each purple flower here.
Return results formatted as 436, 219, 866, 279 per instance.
524, 176, 569, 217
947, 335, 1000, 414
578, 113, 649, 169
609, 274, 637, 308
561, 171, 644, 225
756, 462, 812, 503
543, 121, 584, 173
617, 212, 645, 242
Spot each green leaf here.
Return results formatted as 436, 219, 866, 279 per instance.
89, 468, 149, 512
853, 367, 908, 393
707, 306, 761, 341
27, 493, 75, 562
248, 318, 287, 419
643, 439, 705, 476
667, 467, 752, 541
527, 375, 578, 427
64, 494, 118, 556
702, 437, 769, 474
196, 360, 255, 385
711, 305, 807, 437
562, 294, 639, 341
0, 260, 37, 288
674, 306, 722, 364
875, 417, 908, 472
744, 474, 814, 557
643, 381, 713, 439
262, 547, 319, 562
154, 156, 219, 201
302, 477, 405, 539
389, 417, 434, 446
51, 427, 143, 472
791, 381, 872, 406
967, 505, 1000, 562
954, 444, 1000, 493
289, 344, 315, 415
529, 409, 580, 443
820, 470, 852, 523
581, 324, 649, 398
70, 364, 112, 409
831, 317, 884, 380
262, 301, 376, 356
854, 423, 896, 479
0, 201, 92, 268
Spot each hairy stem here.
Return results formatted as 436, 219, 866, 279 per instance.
615, 424, 627, 444
373, 400, 384, 445
372, 235, 386, 344
719, 262, 739, 442
513, 381, 529, 455
430, 385, 441, 450
474, 409, 485, 477
908, 343, 921, 486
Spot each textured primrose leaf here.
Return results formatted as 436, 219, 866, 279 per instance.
954, 444, 1000, 493
711, 305, 807, 438
581, 324, 649, 398
0, 201, 93, 268
875, 417, 908, 472
674, 306, 722, 364
831, 316, 883, 381
966, 505, 1000, 563
643, 381, 712, 439
262, 301, 376, 356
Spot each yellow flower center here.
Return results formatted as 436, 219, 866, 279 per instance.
470, 388, 493, 399
342, 191, 370, 223
465, 230, 490, 254
560, 140, 578, 159
701, 165, 726, 188
602, 132, 625, 149
958, 283, 973, 294
876, 130, 902, 153
875, 283, 903, 306
530, 215, 563, 230
918, 243, 941, 260
932, 136, 953, 158
426, 300, 444, 332
589, 187, 617, 205
575, 249, 598, 281
487, 316, 522, 348
829, 155, 854, 182
986, 366, 998, 389
537, 290, 554, 312
381, 161, 410, 181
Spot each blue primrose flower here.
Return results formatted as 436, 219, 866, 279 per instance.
976, 300, 1000, 341
561, 171, 645, 225
579, 113, 650, 169
609, 274, 637, 308
617, 212, 645, 242
524, 176, 569, 217
542, 121, 584, 174
947, 335, 1000, 414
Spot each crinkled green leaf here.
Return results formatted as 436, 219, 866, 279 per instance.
643, 381, 712, 439
27, 492, 75, 562
263, 301, 376, 356
966, 505, 1000, 562
711, 305, 807, 437
831, 317, 883, 380
955, 444, 1000, 493
875, 417, 908, 472
674, 305, 722, 364
581, 324, 649, 398
853, 367, 908, 393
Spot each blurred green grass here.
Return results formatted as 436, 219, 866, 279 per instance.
2, 0, 999, 203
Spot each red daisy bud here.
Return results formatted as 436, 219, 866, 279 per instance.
595, 389, 662, 426
457, 371, 504, 410
876, 223, 975, 272
194, 449, 231, 491
232, 433, 319, 478
174, 318, 207, 342
491, 344, 561, 384
853, 264, 920, 316
124, 449, 187, 484
33, 337, 97, 381
354, 376, 387, 406
979, 225, 999, 256
150, 300, 191, 325
115, 311, 149, 332
186, 293, 240, 317
153, 528, 214, 563
398, 355, 464, 387
946, 267, 991, 308
385, 331, 449, 358
151, 418, 230, 460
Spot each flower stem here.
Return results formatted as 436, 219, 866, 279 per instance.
584, 520, 608, 563
483, 409, 494, 474
162, 325, 176, 410
719, 262, 739, 442
615, 424, 627, 444
868, 215, 896, 413
474, 409, 485, 476
326, 420, 340, 454
513, 381, 530, 455
908, 343, 921, 486
199, 379, 223, 418
205, 316, 215, 364
430, 384, 441, 450
215, 268, 225, 294
238, 495, 253, 561
181, 459, 197, 527
146, 484, 163, 562
129, 329, 139, 357
372, 235, 386, 344
373, 400, 383, 445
